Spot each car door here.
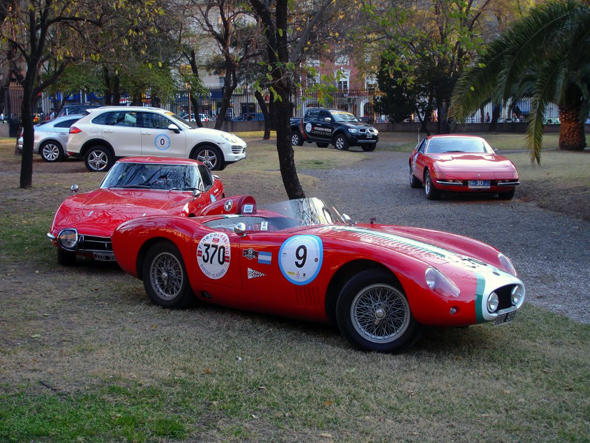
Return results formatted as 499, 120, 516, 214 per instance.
412, 139, 428, 180
314, 110, 334, 142
302, 110, 320, 140
97, 110, 142, 157
139, 111, 187, 157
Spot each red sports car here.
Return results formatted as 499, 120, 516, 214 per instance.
409, 135, 520, 200
48, 157, 224, 266
111, 196, 525, 353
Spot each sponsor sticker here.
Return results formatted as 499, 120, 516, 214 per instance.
247, 268, 266, 279
197, 232, 231, 279
243, 248, 258, 260
258, 251, 272, 265
155, 134, 171, 150
242, 204, 254, 214
305, 122, 312, 133
279, 235, 323, 285
224, 200, 233, 212
260, 221, 268, 231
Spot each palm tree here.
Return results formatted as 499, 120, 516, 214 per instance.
450, 0, 590, 164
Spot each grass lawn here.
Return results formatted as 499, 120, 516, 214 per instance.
0, 135, 589, 442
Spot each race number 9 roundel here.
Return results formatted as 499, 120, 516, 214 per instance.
279, 235, 323, 285
197, 232, 231, 279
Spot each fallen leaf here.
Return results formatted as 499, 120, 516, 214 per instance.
30, 334, 41, 338
323, 400, 334, 407
319, 433, 332, 438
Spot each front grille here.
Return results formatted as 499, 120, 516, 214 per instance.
78, 235, 112, 252
493, 284, 518, 311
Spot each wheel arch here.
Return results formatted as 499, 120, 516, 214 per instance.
136, 237, 179, 281
331, 129, 349, 142
189, 142, 224, 161
80, 139, 115, 158
325, 260, 402, 326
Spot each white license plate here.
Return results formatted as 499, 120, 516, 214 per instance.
468, 180, 491, 189
366, 134, 372, 138
94, 252, 116, 262
494, 311, 517, 326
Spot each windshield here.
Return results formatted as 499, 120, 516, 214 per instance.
165, 112, 198, 129
101, 162, 202, 190
332, 112, 359, 123
427, 137, 491, 154
261, 198, 347, 226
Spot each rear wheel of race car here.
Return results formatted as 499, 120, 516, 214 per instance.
142, 242, 194, 309
291, 131, 304, 146
498, 188, 516, 200
409, 167, 421, 188
193, 144, 224, 170
57, 248, 76, 266
84, 146, 114, 172
336, 269, 422, 353
424, 170, 441, 200
361, 144, 376, 152
333, 134, 349, 151
40, 141, 64, 162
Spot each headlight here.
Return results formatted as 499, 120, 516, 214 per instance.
425, 267, 460, 298
349, 128, 358, 133
511, 286, 524, 305
487, 292, 499, 313
220, 133, 237, 143
374, 129, 379, 135
58, 229, 78, 250
498, 253, 517, 276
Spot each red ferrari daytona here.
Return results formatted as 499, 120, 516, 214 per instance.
409, 134, 520, 200
111, 196, 526, 353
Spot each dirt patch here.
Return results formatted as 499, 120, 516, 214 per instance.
517, 181, 590, 222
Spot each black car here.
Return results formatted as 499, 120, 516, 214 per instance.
291, 108, 379, 151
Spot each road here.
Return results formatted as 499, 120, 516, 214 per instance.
304, 150, 590, 324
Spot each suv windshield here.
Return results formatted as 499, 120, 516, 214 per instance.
101, 163, 202, 190
332, 112, 359, 123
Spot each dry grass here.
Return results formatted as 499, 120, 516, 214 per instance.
1, 138, 589, 442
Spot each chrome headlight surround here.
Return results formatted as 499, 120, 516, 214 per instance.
498, 253, 517, 276
487, 292, 500, 313
57, 228, 78, 251
511, 285, 524, 306
425, 267, 461, 298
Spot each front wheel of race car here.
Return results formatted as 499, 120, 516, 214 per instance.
336, 268, 422, 353
142, 241, 195, 309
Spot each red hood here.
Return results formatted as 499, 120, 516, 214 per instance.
51, 188, 193, 237
430, 153, 517, 178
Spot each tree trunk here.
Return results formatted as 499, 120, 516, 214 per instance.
19, 80, 35, 189
558, 104, 586, 151
254, 90, 271, 140
488, 105, 501, 132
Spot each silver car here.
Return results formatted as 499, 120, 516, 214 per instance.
17, 114, 84, 162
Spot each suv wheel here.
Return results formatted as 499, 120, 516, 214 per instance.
84, 146, 114, 172
193, 145, 224, 170
291, 131, 304, 146
334, 134, 349, 151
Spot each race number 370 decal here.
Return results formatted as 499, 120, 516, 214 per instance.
279, 235, 323, 285
197, 232, 231, 279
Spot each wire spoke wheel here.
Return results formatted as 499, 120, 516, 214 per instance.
150, 252, 184, 301
350, 284, 410, 343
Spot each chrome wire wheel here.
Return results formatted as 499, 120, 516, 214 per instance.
350, 283, 410, 344
197, 149, 218, 169
41, 142, 62, 162
149, 252, 184, 301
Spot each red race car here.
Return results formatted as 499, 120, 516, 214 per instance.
48, 157, 224, 266
111, 196, 525, 353
409, 134, 520, 200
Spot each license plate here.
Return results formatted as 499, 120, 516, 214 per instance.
468, 180, 490, 189
94, 252, 116, 262
494, 311, 516, 326
366, 134, 372, 138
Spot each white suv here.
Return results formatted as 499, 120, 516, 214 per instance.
67, 106, 247, 171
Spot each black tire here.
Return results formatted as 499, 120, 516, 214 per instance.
333, 134, 349, 151
336, 268, 422, 353
424, 170, 441, 200
193, 145, 224, 170
291, 131, 304, 146
498, 188, 516, 200
40, 141, 64, 162
409, 167, 421, 188
57, 248, 77, 266
316, 142, 329, 148
142, 242, 194, 309
361, 144, 376, 152
84, 146, 114, 172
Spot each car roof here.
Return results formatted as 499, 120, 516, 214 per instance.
115, 156, 202, 166
91, 106, 168, 113
426, 134, 484, 140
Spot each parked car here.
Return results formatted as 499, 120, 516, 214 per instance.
111, 196, 525, 353
48, 157, 225, 266
291, 108, 379, 151
409, 135, 520, 200
57, 104, 99, 117
17, 114, 84, 162
67, 106, 247, 172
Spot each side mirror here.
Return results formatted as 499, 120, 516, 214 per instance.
342, 214, 355, 226
192, 189, 202, 199
167, 123, 180, 133
234, 222, 246, 237
324, 117, 332, 122
71, 184, 79, 195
